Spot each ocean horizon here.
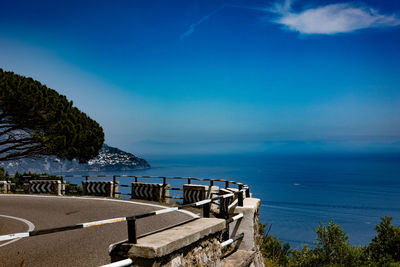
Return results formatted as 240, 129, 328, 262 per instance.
63, 151, 400, 248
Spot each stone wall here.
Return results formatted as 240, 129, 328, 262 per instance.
109, 218, 226, 267
109, 198, 265, 267
123, 233, 223, 267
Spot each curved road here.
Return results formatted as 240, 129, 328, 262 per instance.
0, 195, 196, 267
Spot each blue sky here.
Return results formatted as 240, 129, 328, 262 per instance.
1, 0, 400, 155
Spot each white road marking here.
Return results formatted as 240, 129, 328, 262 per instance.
0, 214, 35, 247
0, 194, 198, 218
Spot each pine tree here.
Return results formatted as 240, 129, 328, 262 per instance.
0, 68, 104, 162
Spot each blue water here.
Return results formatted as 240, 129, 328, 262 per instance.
64, 153, 400, 248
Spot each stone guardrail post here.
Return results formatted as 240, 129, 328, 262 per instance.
183, 184, 219, 204
131, 182, 170, 203
29, 180, 65, 196
0, 181, 11, 194
82, 181, 118, 197
229, 197, 261, 251
219, 188, 236, 219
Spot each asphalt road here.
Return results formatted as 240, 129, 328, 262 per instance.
0, 195, 197, 267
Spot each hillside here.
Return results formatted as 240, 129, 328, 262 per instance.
1, 144, 150, 173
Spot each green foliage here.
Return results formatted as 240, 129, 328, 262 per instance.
313, 219, 364, 266
259, 218, 400, 267
259, 222, 291, 266
0, 166, 6, 180
65, 181, 83, 196
8, 172, 59, 193
9, 172, 56, 185
290, 220, 367, 267
4, 172, 82, 196
369, 217, 400, 264
0, 68, 104, 162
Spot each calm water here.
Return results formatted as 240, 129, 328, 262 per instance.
65, 153, 400, 248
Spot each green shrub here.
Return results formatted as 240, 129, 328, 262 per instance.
313, 219, 364, 266
259, 222, 291, 266
0, 166, 6, 180
369, 217, 400, 265
259, 218, 400, 267
65, 182, 83, 196
5, 172, 82, 195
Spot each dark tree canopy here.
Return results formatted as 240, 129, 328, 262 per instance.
0, 68, 104, 162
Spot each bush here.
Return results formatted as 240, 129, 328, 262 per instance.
65, 182, 83, 196
259, 218, 400, 267
259, 222, 291, 266
369, 217, 400, 264
0, 166, 6, 180
313, 219, 365, 266
5, 171, 82, 195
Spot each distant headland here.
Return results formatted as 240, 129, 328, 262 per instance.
0, 144, 150, 173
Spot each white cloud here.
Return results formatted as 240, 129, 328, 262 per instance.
271, 1, 400, 34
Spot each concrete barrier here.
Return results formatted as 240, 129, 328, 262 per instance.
109, 218, 226, 266
229, 198, 261, 251
131, 182, 170, 203
82, 181, 118, 197
0, 181, 10, 194
219, 188, 236, 219
108, 212, 264, 267
29, 180, 65, 195
183, 184, 219, 204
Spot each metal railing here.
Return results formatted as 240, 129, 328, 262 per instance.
100, 259, 133, 267
58, 175, 250, 203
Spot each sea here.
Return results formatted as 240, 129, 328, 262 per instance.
63, 152, 400, 248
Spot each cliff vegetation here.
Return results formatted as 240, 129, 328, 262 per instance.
259, 218, 400, 266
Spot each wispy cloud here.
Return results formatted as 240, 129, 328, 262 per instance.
180, 5, 225, 40
270, 0, 400, 34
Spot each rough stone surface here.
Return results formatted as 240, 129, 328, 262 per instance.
111, 223, 224, 266
251, 251, 265, 267
221, 250, 256, 267
121, 236, 223, 267
130, 218, 224, 258
110, 218, 225, 266
109, 197, 265, 267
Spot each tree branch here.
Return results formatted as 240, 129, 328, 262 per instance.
0, 145, 47, 161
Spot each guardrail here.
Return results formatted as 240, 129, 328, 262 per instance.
26, 174, 251, 219
59, 175, 250, 200
100, 258, 133, 267
3, 175, 250, 265
221, 232, 245, 248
